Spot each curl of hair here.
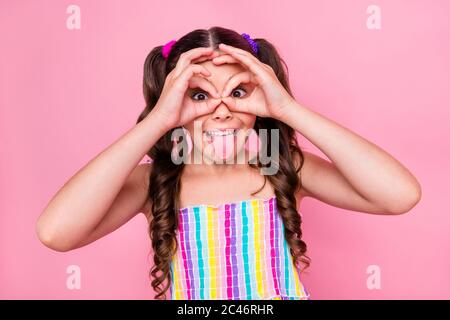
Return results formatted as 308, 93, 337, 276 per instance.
137, 26, 310, 300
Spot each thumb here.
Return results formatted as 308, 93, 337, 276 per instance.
221, 96, 248, 113
194, 97, 222, 117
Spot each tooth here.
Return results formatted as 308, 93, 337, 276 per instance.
204, 129, 239, 137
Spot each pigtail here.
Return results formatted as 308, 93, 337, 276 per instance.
252, 38, 311, 272
254, 38, 294, 98
140, 46, 167, 119
137, 45, 184, 300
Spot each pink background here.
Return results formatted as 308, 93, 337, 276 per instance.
1, 0, 449, 299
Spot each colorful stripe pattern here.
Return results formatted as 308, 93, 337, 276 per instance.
169, 195, 310, 300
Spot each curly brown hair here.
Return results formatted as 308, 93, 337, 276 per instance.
136, 26, 310, 300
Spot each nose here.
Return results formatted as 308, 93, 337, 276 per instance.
212, 100, 233, 121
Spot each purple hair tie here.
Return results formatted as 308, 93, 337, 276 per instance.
162, 39, 177, 60
241, 33, 259, 54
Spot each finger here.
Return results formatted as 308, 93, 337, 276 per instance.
218, 43, 259, 63
221, 71, 255, 98
192, 50, 220, 64
188, 76, 220, 98
195, 97, 222, 117
175, 64, 212, 92
173, 47, 214, 76
185, 95, 221, 120
218, 43, 268, 82
211, 54, 241, 66
221, 96, 250, 114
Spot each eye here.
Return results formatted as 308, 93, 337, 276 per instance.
191, 91, 209, 101
231, 86, 247, 98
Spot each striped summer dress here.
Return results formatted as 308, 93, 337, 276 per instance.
169, 195, 310, 300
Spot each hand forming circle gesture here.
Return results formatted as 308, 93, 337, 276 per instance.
211, 43, 296, 121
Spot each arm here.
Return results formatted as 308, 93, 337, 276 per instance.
37, 47, 226, 252
69, 162, 152, 251
36, 112, 166, 252
285, 102, 422, 215
206, 44, 421, 215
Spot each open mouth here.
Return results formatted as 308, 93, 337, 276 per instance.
202, 129, 240, 160
203, 128, 240, 138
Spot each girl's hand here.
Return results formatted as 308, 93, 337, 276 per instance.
151, 47, 223, 130
212, 43, 296, 121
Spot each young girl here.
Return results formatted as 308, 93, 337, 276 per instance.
36, 26, 421, 300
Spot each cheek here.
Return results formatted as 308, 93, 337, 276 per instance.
183, 117, 206, 147
183, 114, 208, 131
183, 122, 193, 132
240, 114, 257, 128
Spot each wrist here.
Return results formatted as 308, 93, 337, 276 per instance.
144, 110, 173, 134
277, 99, 301, 124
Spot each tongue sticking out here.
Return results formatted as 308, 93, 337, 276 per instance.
211, 134, 235, 160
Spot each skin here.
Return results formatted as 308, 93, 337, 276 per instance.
182, 52, 257, 165
36, 44, 422, 252
179, 49, 273, 207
